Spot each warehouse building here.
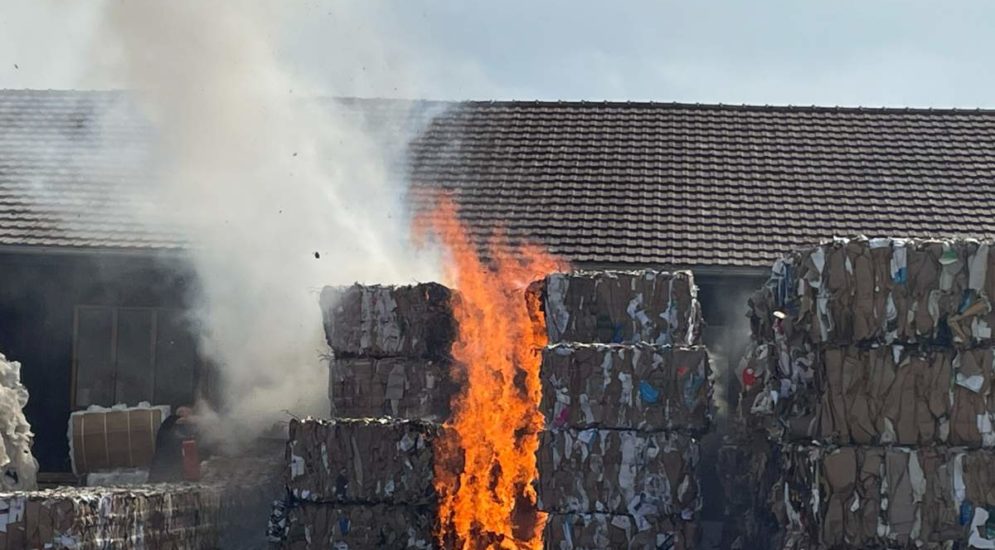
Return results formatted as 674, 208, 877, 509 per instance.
2, 89, 995, 474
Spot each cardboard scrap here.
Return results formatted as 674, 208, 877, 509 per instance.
750, 237, 995, 348
329, 356, 455, 421
0, 484, 221, 550
276, 502, 436, 549
541, 343, 711, 433
320, 283, 456, 359
741, 343, 995, 447
530, 270, 702, 347
773, 445, 995, 549
285, 418, 438, 505
543, 512, 696, 550
536, 429, 699, 522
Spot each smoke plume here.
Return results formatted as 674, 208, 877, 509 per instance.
88, 2, 441, 446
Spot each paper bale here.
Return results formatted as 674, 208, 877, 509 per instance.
286, 418, 438, 504
541, 343, 710, 433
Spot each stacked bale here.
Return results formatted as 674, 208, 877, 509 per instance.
0, 484, 221, 549
271, 283, 457, 549
530, 271, 709, 550
321, 283, 457, 422
740, 237, 995, 548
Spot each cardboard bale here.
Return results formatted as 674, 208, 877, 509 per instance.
771, 445, 995, 549
329, 356, 455, 421
279, 502, 436, 549
320, 283, 456, 359
541, 344, 711, 433
750, 237, 995, 348
536, 429, 699, 521
531, 270, 702, 347
744, 344, 995, 447
543, 512, 696, 550
0, 484, 221, 550
68, 403, 169, 475
286, 417, 438, 504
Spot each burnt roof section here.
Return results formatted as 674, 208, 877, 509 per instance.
4, 89, 995, 267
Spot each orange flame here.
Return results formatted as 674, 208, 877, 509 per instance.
416, 198, 566, 549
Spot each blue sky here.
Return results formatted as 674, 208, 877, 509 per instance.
3, 0, 995, 107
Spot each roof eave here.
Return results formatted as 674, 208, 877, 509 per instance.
0, 243, 188, 259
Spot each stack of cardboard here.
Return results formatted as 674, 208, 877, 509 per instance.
772, 445, 995, 549
280, 503, 436, 550
285, 418, 438, 504
270, 283, 457, 549
531, 271, 709, 550
0, 484, 221, 549
540, 344, 710, 432
320, 283, 457, 421
736, 237, 995, 549
276, 418, 440, 548
531, 271, 702, 348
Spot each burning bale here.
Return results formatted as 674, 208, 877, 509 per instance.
541, 344, 711, 433
418, 199, 563, 550
270, 281, 458, 549
291, 225, 711, 549
286, 417, 438, 504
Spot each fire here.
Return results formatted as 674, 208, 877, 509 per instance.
416, 198, 565, 549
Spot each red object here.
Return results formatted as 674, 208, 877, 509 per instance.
182, 439, 201, 481
742, 367, 757, 388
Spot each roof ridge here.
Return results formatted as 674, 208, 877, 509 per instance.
4, 89, 995, 115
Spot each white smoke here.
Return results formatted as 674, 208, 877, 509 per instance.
85, 1, 441, 447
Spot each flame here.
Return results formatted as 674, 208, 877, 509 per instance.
416, 198, 566, 549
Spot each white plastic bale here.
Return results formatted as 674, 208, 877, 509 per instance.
0, 353, 36, 491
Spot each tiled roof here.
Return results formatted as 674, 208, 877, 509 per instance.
5, 89, 995, 268
0, 90, 182, 250
409, 102, 995, 268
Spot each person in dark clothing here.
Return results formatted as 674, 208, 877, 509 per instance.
149, 406, 198, 482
